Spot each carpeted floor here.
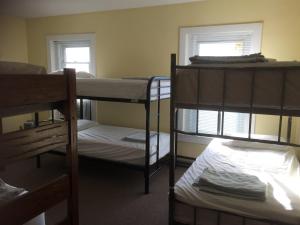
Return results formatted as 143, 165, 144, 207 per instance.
0, 154, 185, 225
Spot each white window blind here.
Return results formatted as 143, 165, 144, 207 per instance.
179, 23, 262, 136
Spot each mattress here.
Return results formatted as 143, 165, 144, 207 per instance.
56, 120, 169, 166
175, 62, 300, 113
175, 139, 300, 225
77, 77, 170, 101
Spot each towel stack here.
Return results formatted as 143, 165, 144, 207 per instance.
189, 53, 272, 64
194, 168, 266, 201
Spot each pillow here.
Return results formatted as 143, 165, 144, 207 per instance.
77, 119, 98, 131
0, 179, 25, 205
50, 70, 95, 79
76, 71, 95, 79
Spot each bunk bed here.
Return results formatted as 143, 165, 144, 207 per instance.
169, 53, 300, 225
75, 76, 171, 194
0, 69, 79, 225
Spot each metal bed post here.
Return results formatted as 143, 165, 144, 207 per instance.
278, 71, 287, 143
248, 71, 256, 139
156, 80, 161, 170
79, 98, 84, 119
287, 116, 292, 143
144, 102, 150, 194
221, 70, 227, 136
174, 110, 178, 167
169, 53, 177, 225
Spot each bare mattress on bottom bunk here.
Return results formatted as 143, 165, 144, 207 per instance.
175, 139, 300, 225
55, 120, 170, 166
76, 78, 170, 101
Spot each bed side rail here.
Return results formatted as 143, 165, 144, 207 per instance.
0, 121, 68, 166
0, 74, 68, 117
0, 175, 70, 225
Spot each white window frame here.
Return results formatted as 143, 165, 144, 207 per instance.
47, 33, 96, 74
47, 33, 97, 121
178, 23, 262, 144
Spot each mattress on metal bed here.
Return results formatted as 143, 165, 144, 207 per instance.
175, 62, 300, 112
76, 77, 170, 101
175, 139, 300, 225
55, 120, 169, 166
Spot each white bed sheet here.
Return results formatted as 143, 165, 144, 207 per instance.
175, 139, 300, 225
76, 78, 170, 101
57, 120, 169, 166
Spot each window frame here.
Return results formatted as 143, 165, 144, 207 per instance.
47, 33, 96, 74
47, 33, 97, 121
178, 23, 262, 144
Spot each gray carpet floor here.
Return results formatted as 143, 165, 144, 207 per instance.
0, 154, 185, 225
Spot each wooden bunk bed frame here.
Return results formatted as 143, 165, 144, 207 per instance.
169, 53, 300, 225
76, 76, 170, 194
0, 69, 79, 225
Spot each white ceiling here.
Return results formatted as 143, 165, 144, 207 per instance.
0, 0, 203, 18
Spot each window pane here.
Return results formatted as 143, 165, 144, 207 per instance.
198, 110, 219, 134
66, 63, 89, 73
65, 47, 90, 62
223, 112, 250, 137
198, 41, 244, 56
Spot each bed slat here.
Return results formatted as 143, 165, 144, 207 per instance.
0, 74, 67, 110
0, 175, 70, 225
0, 122, 68, 166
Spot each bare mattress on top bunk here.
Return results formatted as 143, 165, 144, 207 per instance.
175, 139, 300, 225
175, 62, 300, 112
55, 120, 169, 166
76, 78, 170, 101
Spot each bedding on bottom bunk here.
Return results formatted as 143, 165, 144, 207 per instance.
0, 179, 45, 225
175, 139, 300, 225
55, 120, 169, 166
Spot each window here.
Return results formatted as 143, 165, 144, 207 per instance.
47, 34, 96, 120
179, 23, 262, 137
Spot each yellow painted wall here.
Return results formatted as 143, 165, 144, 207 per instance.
0, 16, 32, 133
26, 0, 300, 157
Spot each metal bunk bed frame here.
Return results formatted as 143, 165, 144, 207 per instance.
169, 53, 300, 225
77, 76, 170, 194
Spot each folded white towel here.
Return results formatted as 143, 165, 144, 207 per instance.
194, 168, 266, 201
123, 131, 157, 143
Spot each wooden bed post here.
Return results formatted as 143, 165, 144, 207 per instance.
169, 54, 177, 225
64, 68, 79, 225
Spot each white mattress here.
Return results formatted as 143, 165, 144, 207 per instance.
56, 120, 170, 166
76, 78, 170, 101
175, 139, 300, 225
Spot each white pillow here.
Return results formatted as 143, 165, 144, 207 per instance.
0, 179, 25, 204
77, 119, 98, 131
50, 70, 95, 79
76, 71, 95, 79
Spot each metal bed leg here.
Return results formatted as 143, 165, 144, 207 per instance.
79, 99, 84, 119
144, 102, 151, 194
